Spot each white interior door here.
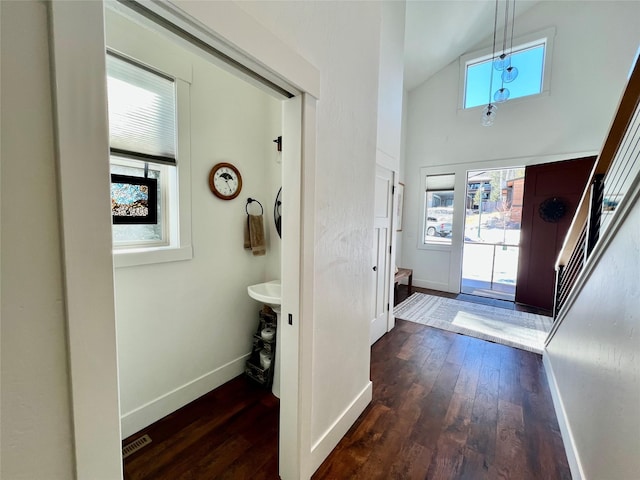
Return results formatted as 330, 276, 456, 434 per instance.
371, 165, 394, 345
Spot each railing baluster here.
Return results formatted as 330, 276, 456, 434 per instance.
586, 174, 605, 257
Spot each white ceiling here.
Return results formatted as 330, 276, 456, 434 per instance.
403, 0, 539, 91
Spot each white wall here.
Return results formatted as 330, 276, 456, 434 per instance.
401, 1, 640, 292
545, 191, 640, 479
377, 1, 405, 168
235, 0, 382, 466
0, 2, 75, 478
107, 10, 283, 437
396, 90, 409, 268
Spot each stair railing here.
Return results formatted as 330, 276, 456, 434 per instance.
554, 57, 640, 318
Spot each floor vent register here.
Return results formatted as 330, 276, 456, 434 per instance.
122, 434, 152, 459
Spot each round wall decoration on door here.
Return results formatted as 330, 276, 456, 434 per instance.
209, 162, 242, 200
538, 197, 567, 223
274, 187, 282, 238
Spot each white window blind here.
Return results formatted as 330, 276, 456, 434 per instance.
106, 52, 176, 164
426, 174, 455, 191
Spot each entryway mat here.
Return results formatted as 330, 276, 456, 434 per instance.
394, 293, 553, 354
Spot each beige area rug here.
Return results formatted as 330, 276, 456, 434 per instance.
393, 293, 553, 354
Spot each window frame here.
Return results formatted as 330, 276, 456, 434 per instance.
458, 27, 556, 112
421, 173, 456, 248
106, 47, 193, 268
110, 156, 170, 248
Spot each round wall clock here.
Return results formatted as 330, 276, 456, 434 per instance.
209, 162, 242, 200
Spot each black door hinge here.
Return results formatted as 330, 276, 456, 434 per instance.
389, 245, 392, 254
392, 185, 395, 195
387, 303, 390, 311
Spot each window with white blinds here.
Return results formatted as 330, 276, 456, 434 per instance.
106, 52, 176, 164
424, 174, 455, 245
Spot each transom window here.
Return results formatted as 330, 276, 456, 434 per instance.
464, 40, 547, 109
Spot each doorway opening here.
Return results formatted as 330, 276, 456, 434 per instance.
461, 167, 525, 301
50, 0, 315, 476
105, 2, 302, 477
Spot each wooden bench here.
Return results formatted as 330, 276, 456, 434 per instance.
394, 268, 413, 298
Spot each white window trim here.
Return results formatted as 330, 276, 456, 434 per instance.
108, 53, 193, 267
457, 26, 556, 112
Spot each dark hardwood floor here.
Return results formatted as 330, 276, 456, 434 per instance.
122, 377, 280, 479
123, 286, 569, 479
312, 319, 570, 479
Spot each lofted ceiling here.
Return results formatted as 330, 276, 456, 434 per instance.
403, 0, 539, 91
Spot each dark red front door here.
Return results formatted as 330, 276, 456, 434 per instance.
516, 157, 595, 311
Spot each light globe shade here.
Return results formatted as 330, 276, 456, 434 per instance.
481, 104, 497, 126
494, 87, 510, 103
493, 54, 511, 72
502, 66, 519, 83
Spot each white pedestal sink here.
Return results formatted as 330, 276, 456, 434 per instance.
247, 280, 281, 312
247, 280, 281, 397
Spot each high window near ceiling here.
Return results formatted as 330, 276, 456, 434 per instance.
459, 28, 555, 110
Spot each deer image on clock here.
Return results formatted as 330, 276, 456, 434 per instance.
209, 162, 243, 200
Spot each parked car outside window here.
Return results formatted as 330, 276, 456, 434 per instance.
426, 216, 452, 237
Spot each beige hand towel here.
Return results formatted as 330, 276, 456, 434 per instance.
245, 214, 266, 256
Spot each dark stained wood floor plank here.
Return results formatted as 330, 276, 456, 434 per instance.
499, 345, 524, 406
388, 441, 433, 480
409, 359, 464, 449
312, 402, 391, 478
493, 399, 530, 479
464, 342, 501, 474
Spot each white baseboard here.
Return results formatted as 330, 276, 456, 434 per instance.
309, 381, 373, 474
542, 353, 584, 480
413, 278, 456, 293
120, 352, 250, 438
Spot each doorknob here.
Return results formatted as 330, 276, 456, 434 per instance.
373, 266, 377, 271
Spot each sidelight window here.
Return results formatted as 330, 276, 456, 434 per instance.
424, 174, 455, 245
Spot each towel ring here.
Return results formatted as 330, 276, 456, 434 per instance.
246, 198, 263, 215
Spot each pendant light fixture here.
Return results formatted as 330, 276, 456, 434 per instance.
482, 0, 500, 126
494, 0, 512, 103
502, 0, 518, 83
482, 0, 518, 125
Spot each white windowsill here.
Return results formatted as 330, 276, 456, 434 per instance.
113, 244, 193, 268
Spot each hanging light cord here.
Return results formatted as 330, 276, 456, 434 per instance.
502, 0, 509, 55
488, 0, 499, 107
497, 0, 509, 95
509, 0, 516, 55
